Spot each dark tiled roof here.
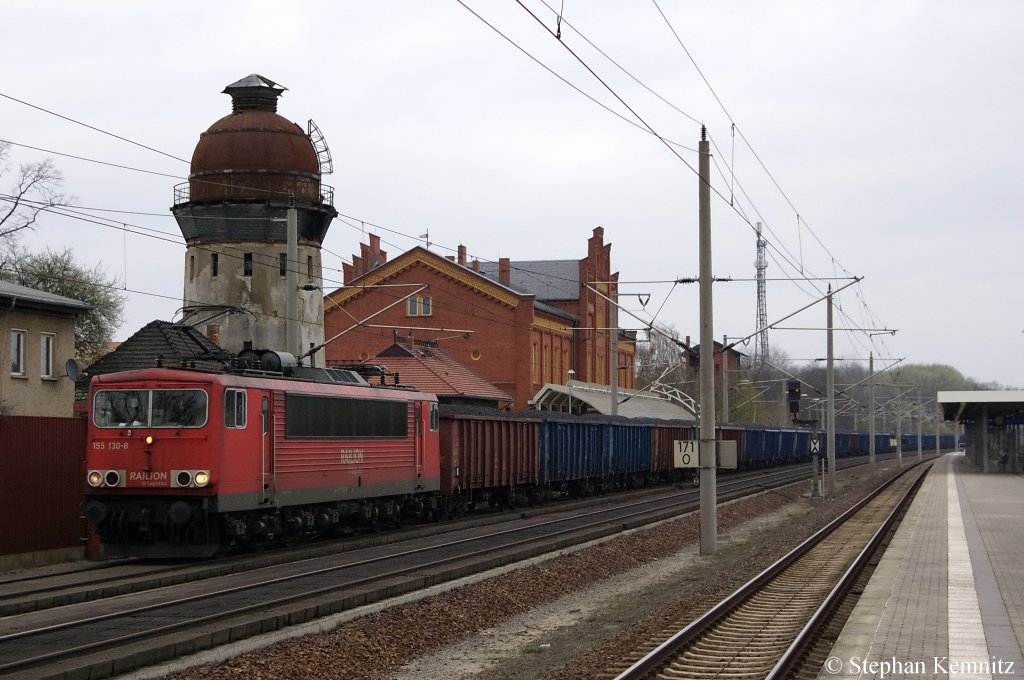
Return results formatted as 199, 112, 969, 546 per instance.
478, 260, 579, 301
372, 343, 512, 403
78, 321, 232, 395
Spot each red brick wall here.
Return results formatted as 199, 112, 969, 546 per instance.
325, 259, 538, 407
327, 230, 637, 408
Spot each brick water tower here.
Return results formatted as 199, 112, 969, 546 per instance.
171, 74, 337, 360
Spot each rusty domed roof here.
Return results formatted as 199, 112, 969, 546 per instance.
187, 75, 321, 204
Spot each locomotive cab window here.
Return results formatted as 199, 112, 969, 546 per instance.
225, 389, 247, 429
430, 402, 439, 431
151, 390, 208, 427
94, 389, 208, 428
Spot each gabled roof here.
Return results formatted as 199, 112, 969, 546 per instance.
326, 247, 528, 310
0, 280, 90, 314
478, 259, 580, 301
82, 320, 232, 380
690, 339, 748, 357
371, 343, 512, 403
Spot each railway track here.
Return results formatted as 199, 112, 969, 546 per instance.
0, 460, 833, 619
610, 460, 930, 680
0, 455, 913, 679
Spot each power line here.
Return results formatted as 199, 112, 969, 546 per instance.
0, 92, 191, 167
453, 1, 696, 153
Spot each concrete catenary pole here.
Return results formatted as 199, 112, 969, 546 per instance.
610, 283, 618, 416
869, 353, 876, 475
826, 286, 836, 497
286, 205, 300, 358
917, 387, 923, 458
896, 397, 903, 468
721, 334, 729, 423
698, 127, 717, 555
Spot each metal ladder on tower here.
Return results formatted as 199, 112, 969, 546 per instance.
308, 119, 333, 175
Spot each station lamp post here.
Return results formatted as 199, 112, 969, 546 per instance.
567, 369, 575, 414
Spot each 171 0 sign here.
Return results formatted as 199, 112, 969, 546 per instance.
673, 440, 738, 469
674, 440, 697, 468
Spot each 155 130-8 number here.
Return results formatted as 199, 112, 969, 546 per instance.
92, 441, 130, 450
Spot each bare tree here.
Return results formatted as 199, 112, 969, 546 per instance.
0, 148, 121, 363
634, 324, 691, 393
0, 141, 71, 248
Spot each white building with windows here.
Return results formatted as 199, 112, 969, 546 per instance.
0, 281, 88, 416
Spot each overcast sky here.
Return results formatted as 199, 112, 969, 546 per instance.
3, 1, 1022, 389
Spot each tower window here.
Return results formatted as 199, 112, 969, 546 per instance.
211, 253, 219, 277
244, 253, 253, 276
279, 253, 287, 277
307, 255, 314, 278
189, 255, 195, 282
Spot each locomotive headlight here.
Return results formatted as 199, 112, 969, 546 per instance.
194, 471, 210, 487
87, 470, 103, 487
104, 470, 121, 487
145, 435, 154, 445
176, 470, 192, 487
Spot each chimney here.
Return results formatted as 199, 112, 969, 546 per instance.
498, 258, 511, 286
458, 245, 467, 265
472, 260, 480, 273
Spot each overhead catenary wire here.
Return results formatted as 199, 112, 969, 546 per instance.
4, 52, 839, 317
467, 2, 887, 364
528, 0, 851, 305
4, 18, 897, 366
476, 2, 868, 316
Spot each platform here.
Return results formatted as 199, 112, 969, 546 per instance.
821, 452, 1024, 679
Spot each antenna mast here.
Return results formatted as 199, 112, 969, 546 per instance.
755, 221, 769, 363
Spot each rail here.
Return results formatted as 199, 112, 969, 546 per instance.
614, 459, 930, 680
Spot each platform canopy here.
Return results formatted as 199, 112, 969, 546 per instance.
530, 380, 695, 421
938, 391, 1024, 422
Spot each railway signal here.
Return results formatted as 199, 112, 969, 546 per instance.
787, 380, 801, 413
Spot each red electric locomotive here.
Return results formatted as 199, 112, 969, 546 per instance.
84, 353, 440, 557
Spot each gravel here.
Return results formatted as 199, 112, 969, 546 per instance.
159, 463, 901, 680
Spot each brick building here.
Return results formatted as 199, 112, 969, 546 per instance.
323, 227, 634, 408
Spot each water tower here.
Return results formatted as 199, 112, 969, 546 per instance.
171, 74, 336, 360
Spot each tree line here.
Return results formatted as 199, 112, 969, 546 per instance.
634, 324, 993, 433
